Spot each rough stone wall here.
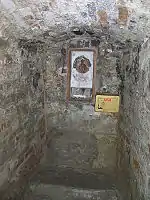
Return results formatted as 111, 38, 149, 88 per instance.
0, 0, 128, 39
118, 38, 150, 200
0, 39, 46, 199
41, 35, 126, 175
0, 34, 142, 199
1, 0, 150, 42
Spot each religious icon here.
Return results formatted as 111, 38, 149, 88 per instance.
67, 48, 96, 100
73, 56, 91, 74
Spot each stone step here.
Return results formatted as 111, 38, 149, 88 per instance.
23, 166, 122, 200
24, 183, 122, 200
31, 166, 117, 190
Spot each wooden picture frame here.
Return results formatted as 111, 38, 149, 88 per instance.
66, 48, 97, 102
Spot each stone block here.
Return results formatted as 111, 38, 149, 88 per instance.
118, 6, 128, 26
92, 134, 117, 171
97, 10, 108, 27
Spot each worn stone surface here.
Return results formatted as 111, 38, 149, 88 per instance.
23, 183, 121, 200
22, 158, 122, 200
0, 35, 126, 199
118, 38, 150, 200
42, 36, 126, 174
8, 36, 141, 200
0, 39, 47, 199
0, 0, 150, 41
0, 2, 150, 198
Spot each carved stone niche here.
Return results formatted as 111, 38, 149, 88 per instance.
66, 48, 97, 102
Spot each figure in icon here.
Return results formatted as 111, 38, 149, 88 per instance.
73, 56, 91, 74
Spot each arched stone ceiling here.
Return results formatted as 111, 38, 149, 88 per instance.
0, 0, 150, 42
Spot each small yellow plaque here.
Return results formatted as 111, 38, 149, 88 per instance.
95, 95, 120, 113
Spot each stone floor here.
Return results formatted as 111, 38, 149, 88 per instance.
22, 166, 122, 200
21, 132, 128, 200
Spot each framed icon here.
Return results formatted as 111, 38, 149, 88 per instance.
66, 48, 97, 101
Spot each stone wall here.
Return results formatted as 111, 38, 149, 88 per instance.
0, 34, 142, 199
118, 38, 150, 200
2, 0, 150, 43
0, 34, 122, 198
0, 39, 46, 199
0, 0, 130, 39
42, 35, 125, 175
